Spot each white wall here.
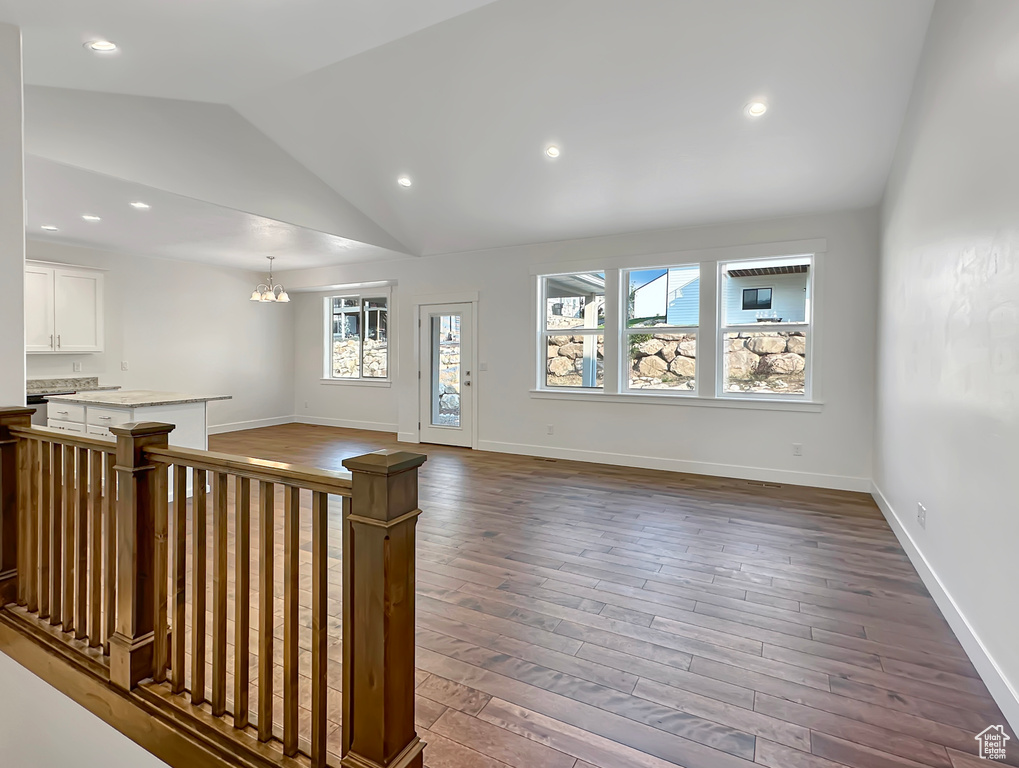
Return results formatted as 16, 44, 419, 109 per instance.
26, 240, 295, 431
0, 652, 169, 768
289, 208, 879, 491
876, 0, 1019, 728
0, 24, 25, 406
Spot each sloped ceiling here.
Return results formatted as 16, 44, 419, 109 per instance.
2, 0, 935, 264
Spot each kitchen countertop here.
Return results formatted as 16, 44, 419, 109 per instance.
45, 390, 233, 408
27, 376, 122, 396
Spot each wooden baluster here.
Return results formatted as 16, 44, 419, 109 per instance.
16, 430, 30, 607
109, 422, 174, 690
24, 439, 39, 612
37, 440, 51, 619
171, 464, 188, 694
88, 450, 103, 647
103, 451, 116, 653
152, 460, 169, 682
257, 481, 274, 742
341, 451, 428, 768
234, 476, 251, 729
75, 446, 88, 639
283, 485, 300, 757
0, 407, 33, 606
310, 490, 329, 768
62, 445, 75, 631
192, 467, 207, 705
49, 444, 63, 625
211, 471, 229, 717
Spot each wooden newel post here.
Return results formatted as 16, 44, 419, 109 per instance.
341, 450, 428, 768
0, 407, 34, 606
109, 421, 174, 690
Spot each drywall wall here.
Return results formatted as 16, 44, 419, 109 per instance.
289, 207, 879, 490
0, 24, 25, 406
0, 652, 169, 768
876, 0, 1019, 727
26, 240, 295, 432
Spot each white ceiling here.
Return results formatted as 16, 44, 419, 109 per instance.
3, 0, 936, 263
0, 0, 499, 103
25, 156, 405, 270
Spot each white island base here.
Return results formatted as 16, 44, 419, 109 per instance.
44, 390, 232, 499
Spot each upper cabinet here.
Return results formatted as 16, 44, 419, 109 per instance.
26, 262, 105, 354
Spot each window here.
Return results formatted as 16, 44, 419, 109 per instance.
720, 256, 811, 396
326, 295, 389, 379
541, 272, 604, 388
742, 287, 772, 311
624, 265, 699, 392
536, 250, 817, 403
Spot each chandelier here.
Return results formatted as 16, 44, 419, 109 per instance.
249, 255, 290, 303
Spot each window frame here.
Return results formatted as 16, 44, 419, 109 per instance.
322, 288, 392, 384
741, 286, 773, 311
531, 241, 823, 409
716, 255, 814, 401
537, 271, 607, 391
620, 265, 700, 397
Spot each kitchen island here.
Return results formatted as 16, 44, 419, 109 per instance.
44, 390, 231, 449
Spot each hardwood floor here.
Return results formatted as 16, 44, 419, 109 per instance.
208, 423, 1016, 768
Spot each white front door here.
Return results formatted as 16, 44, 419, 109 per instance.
419, 303, 474, 447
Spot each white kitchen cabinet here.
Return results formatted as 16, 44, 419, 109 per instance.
25, 261, 105, 354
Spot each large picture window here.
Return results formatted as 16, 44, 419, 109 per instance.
624, 265, 699, 392
536, 250, 816, 402
326, 295, 389, 379
719, 256, 811, 396
541, 272, 604, 388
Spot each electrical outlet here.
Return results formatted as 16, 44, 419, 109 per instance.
546, 424, 554, 435
72, 362, 82, 372
121, 361, 129, 371
479, 362, 488, 371
792, 443, 803, 457
917, 502, 927, 529
304, 401, 309, 409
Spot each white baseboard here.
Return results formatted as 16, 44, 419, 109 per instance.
871, 482, 1019, 731
397, 432, 420, 444
476, 439, 869, 492
295, 415, 398, 433
207, 415, 295, 435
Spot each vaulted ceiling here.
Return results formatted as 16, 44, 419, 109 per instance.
1, 0, 935, 266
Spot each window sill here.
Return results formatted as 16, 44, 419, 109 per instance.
320, 378, 392, 388
529, 389, 823, 412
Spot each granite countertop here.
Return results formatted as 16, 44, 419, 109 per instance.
27, 376, 122, 395
45, 390, 233, 408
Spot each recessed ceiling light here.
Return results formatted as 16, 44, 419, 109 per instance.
746, 101, 768, 117
130, 201, 150, 209
85, 40, 117, 53
82, 214, 101, 222
397, 176, 412, 188
545, 145, 560, 158
40, 225, 59, 232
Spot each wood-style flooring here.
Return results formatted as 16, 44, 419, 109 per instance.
206, 423, 1017, 768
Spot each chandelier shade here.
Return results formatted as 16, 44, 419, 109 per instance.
250, 256, 290, 303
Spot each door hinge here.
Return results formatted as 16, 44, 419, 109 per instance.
418, 421, 421, 429
418, 370, 421, 379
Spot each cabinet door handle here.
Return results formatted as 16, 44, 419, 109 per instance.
99, 416, 112, 420
50, 334, 53, 348
56, 410, 68, 415
57, 334, 61, 348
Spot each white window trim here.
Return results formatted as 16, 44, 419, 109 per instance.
619, 265, 700, 397
531, 239, 825, 409
715, 253, 818, 402
322, 286, 393, 384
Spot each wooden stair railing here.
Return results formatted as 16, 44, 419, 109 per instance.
0, 407, 427, 768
